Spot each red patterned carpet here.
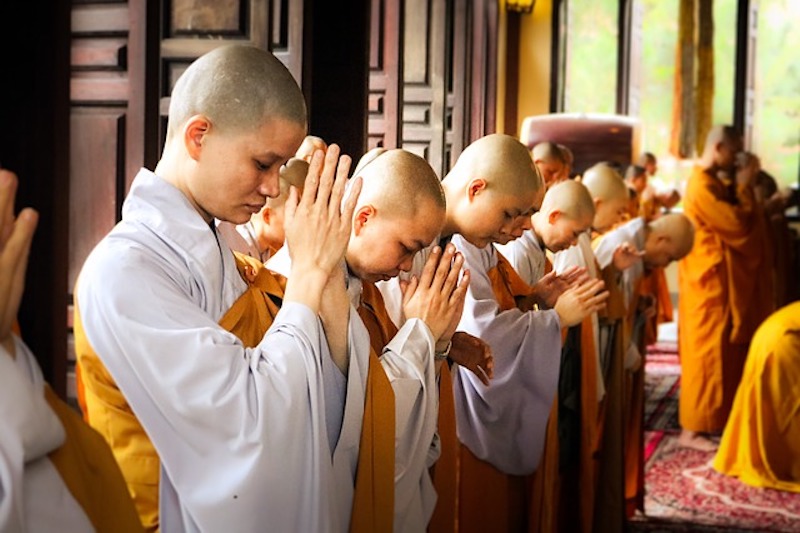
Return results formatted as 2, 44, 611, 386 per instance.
628, 341, 800, 532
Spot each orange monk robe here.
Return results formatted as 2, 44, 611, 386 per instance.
678, 166, 773, 434
350, 281, 398, 533
553, 233, 623, 532
44, 386, 144, 532
713, 301, 800, 493
592, 264, 628, 531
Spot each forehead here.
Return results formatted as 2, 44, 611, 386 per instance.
493, 189, 537, 213
239, 118, 305, 155
384, 202, 444, 241
557, 213, 592, 231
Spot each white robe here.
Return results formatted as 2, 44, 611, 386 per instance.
0, 335, 94, 532
552, 233, 605, 400
494, 228, 547, 286
76, 169, 369, 533
593, 218, 647, 368
593, 217, 646, 310
267, 246, 440, 533
380, 235, 563, 475
215, 220, 268, 263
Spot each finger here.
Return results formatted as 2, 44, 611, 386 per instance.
328, 153, 352, 214
0, 171, 19, 248
475, 364, 491, 386
439, 250, 463, 296
402, 275, 419, 306
283, 185, 300, 227
429, 243, 457, 293
0, 209, 37, 336
449, 268, 469, 307
300, 150, 325, 208
315, 144, 341, 208
418, 246, 441, 290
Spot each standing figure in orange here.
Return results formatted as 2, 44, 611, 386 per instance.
677, 125, 773, 451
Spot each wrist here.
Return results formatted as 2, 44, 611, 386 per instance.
434, 339, 452, 361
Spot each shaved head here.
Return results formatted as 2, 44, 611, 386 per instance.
650, 213, 695, 259
540, 179, 595, 221
532, 142, 566, 164
296, 135, 327, 161
701, 124, 742, 169
348, 149, 445, 282
581, 163, 628, 202
166, 44, 306, 142
354, 149, 445, 219
445, 133, 542, 197
558, 144, 574, 166
265, 158, 308, 209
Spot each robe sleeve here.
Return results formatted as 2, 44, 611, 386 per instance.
451, 236, 562, 475
494, 229, 544, 286
77, 249, 367, 533
379, 319, 439, 533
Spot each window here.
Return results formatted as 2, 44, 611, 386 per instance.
752, 0, 800, 188
564, 0, 618, 114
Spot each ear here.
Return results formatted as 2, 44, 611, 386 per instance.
184, 115, 211, 161
547, 209, 562, 225
593, 198, 603, 210
467, 179, 487, 201
260, 207, 272, 225
353, 205, 376, 236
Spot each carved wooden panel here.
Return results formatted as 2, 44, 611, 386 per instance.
159, 0, 305, 150
367, 0, 403, 150
401, 0, 447, 177
396, 0, 497, 178
68, 1, 141, 407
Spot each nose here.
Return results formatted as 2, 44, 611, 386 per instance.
257, 167, 281, 198
398, 255, 414, 272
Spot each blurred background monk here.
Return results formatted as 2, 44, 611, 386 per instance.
713, 300, 800, 493
677, 125, 774, 451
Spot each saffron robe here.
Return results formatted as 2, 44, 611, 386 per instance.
75, 169, 368, 533
678, 165, 773, 433
268, 246, 439, 533
0, 334, 141, 532
713, 301, 800, 493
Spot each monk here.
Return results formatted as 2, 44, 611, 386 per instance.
269, 148, 472, 533
0, 169, 141, 532
678, 125, 773, 452
550, 161, 632, 530
580, 162, 630, 234
713, 300, 800, 493
595, 212, 695, 517
218, 157, 309, 261
74, 44, 369, 532
497, 179, 603, 533
557, 143, 574, 181
495, 178, 593, 300
638, 151, 681, 212
752, 155, 799, 308
378, 134, 608, 532
532, 141, 568, 190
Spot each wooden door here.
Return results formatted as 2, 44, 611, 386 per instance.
369, 0, 498, 178
67, 0, 305, 405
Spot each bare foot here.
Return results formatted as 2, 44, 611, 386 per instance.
678, 429, 718, 452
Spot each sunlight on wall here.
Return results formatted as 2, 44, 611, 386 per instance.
515, 0, 553, 137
